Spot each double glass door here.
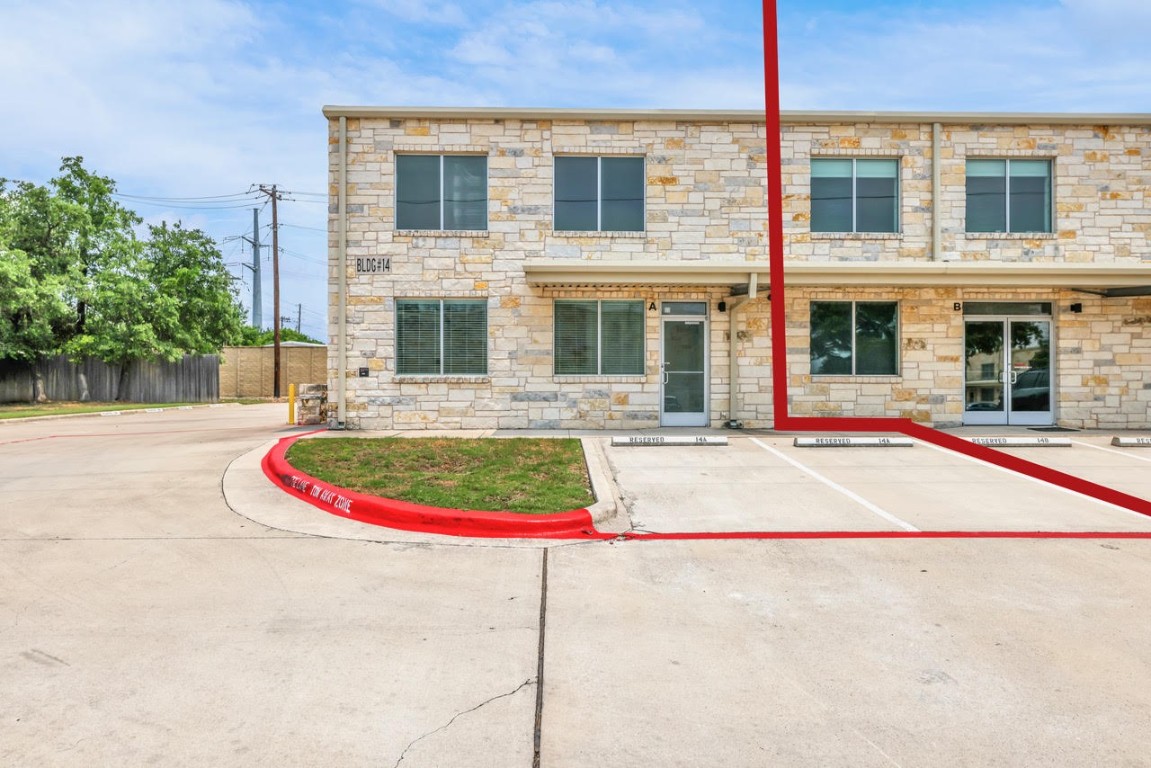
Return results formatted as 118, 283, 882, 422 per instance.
964, 313, 1053, 426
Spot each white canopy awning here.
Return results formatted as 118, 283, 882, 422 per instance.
523, 260, 1151, 294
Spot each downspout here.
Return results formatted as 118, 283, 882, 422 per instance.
336, 116, 348, 427
726, 294, 751, 428
932, 122, 941, 260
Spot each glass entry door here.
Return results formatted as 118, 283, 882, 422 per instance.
661, 303, 708, 427
964, 316, 1053, 426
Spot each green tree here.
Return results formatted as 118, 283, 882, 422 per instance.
0, 242, 70, 363
0, 177, 82, 362
1, 157, 248, 400
236, 325, 324, 346
142, 222, 245, 354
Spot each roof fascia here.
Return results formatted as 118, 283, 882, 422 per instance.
322, 106, 1151, 126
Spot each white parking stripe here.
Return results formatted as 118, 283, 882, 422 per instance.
915, 439, 1151, 521
750, 438, 919, 532
1073, 440, 1151, 464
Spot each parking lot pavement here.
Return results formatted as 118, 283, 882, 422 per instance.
606, 438, 908, 533
1, 406, 543, 767
542, 538, 1151, 767
1048, 434, 1151, 500
605, 436, 1151, 534
7, 408, 1151, 767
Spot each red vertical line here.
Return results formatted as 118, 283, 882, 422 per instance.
761, 0, 792, 428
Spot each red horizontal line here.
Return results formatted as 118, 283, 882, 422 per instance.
613, 530, 1151, 540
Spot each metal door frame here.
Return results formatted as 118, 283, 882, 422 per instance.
660, 305, 709, 427
963, 313, 1055, 426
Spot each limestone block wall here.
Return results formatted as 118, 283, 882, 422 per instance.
784, 286, 963, 425
780, 123, 933, 262
329, 115, 775, 429
1056, 295, 1151, 429
780, 122, 1151, 264
940, 124, 1151, 264
328, 113, 1150, 429
784, 289, 1151, 429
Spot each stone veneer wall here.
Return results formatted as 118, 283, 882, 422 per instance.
781, 122, 1151, 264
785, 288, 1151, 429
329, 116, 1150, 429
1056, 295, 1151, 429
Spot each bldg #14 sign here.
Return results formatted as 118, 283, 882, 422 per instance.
355, 257, 391, 274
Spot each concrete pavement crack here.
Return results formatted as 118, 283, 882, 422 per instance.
602, 444, 638, 532
533, 548, 548, 768
392, 677, 536, 768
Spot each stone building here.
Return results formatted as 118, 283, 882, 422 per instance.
323, 107, 1151, 431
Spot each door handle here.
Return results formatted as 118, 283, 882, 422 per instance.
663, 370, 669, 384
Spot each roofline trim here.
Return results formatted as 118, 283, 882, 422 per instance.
322, 106, 1151, 126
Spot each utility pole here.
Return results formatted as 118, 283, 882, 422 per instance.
257, 184, 283, 398
240, 208, 262, 327
296, 303, 302, 334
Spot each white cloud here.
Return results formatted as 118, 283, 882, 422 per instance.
3, 0, 1147, 338
362, 0, 469, 25
776, 2, 1151, 111
438, 0, 757, 107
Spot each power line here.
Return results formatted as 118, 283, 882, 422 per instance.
114, 198, 266, 211
280, 247, 324, 264
113, 190, 265, 211
279, 197, 328, 205
116, 191, 260, 202
280, 222, 328, 233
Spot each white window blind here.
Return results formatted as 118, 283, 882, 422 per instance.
554, 300, 644, 375
396, 299, 487, 375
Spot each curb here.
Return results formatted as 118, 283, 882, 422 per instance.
260, 432, 610, 539
580, 437, 621, 525
0, 401, 239, 425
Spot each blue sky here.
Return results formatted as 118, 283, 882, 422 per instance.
2, 0, 1148, 340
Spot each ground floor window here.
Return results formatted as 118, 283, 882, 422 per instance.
810, 301, 899, 375
554, 299, 645, 375
396, 299, 487, 375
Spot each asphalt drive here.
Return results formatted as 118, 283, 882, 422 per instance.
3, 404, 1151, 766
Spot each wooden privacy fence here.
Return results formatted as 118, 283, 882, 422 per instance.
0, 355, 220, 403
218, 345, 328, 399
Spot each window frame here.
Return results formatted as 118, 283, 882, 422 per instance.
395, 298, 488, 376
553, 156, 646, 232
809, 300, 900, 377
810, 157, 900, 234
395, 154, 488, 231
553, 299, 646, 376
964, 157, 1053, 234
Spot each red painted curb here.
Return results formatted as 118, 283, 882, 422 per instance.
261, 432, 603, 539
260, 434, 1151, 542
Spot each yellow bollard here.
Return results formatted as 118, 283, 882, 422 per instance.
288, 382, 296, 425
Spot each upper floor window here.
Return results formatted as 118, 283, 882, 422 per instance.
554, 156, 644, 232
966, 159, 1052, 233
810, 301, 899, 376
811, 158, 899, 233
396, 155, 487, 231
396, 299, 488, 375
